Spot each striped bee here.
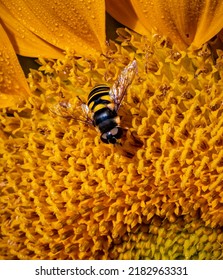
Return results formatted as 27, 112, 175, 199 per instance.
52, 59, 137, 144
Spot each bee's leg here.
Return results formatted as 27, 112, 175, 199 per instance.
118, 115, 129, 131
122, 126, 144, 147
114, 141, 122, 147
129, 130, 144, 147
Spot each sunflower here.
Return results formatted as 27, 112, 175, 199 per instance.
0, 0, 223, 260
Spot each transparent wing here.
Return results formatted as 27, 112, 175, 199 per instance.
110, 59, 137, 111
50, 99, 94, 126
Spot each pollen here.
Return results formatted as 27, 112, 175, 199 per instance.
1, 28, 223, 259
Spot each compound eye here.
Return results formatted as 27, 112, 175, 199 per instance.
110, 127, 122, 139
100, 127, 123, 144
100, 132, 117, 144
100, 133, 109, 144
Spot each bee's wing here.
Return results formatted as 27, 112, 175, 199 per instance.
50, 99, 94, 126
109, 59, 137, 111
80, 102, 94, 125
80, 103, 90, 117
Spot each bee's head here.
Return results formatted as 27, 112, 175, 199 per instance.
100, 127, 123, 144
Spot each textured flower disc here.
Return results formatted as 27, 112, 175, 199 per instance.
0, 29, 223, 259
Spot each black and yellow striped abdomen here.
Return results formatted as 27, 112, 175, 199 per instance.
87, 85, 111, 112
87, 84, 122, 144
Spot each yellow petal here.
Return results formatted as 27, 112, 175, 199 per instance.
0, 0, 106, 58
192, 1, 223, 49
128, 0, 223, 49
0, 5, 64, 59
106, 0, 149, 35
0, 24, 30, 108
